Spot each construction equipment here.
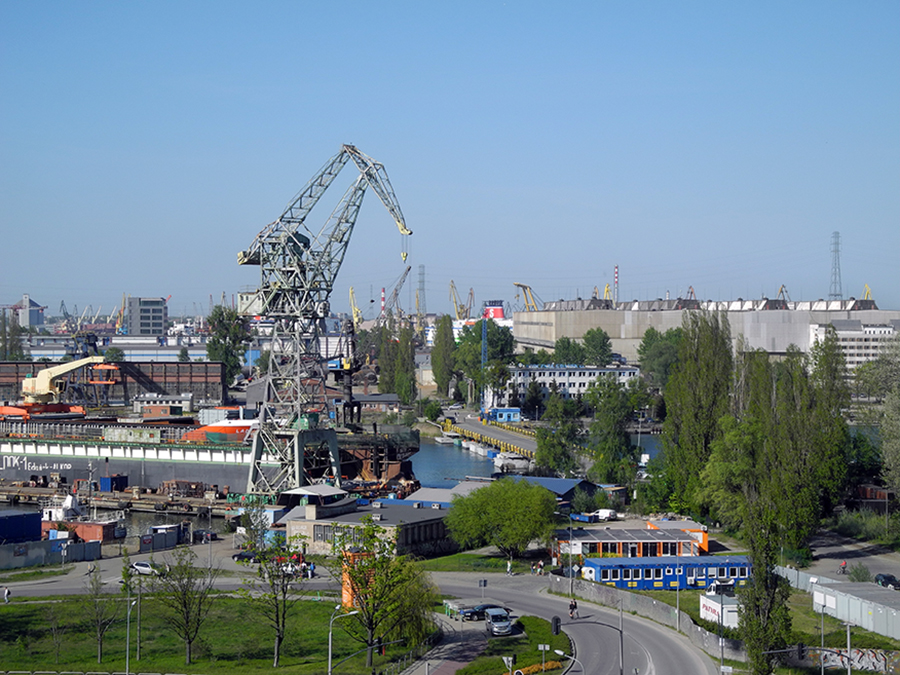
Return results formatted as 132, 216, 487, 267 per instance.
375, 265, 412, 329
513, 283, 542, 312
236, 144, 412, 494
777, 285, 791, 302
863, 284, 872, 301
450, 281, 475, 321
349, 287, 363, 332
591, 284, 613, 301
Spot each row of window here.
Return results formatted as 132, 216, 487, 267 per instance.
597, 565, 748, 582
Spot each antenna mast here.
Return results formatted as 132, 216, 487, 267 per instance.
829, 231, 843, 300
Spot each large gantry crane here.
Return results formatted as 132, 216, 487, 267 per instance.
237, 144, 411, 495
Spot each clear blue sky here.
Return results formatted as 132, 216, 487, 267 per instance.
2, 1, 898, 322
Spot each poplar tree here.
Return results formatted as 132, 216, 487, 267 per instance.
585, 376, 637, 484
661, 311, 732, 512
582, 327, 613, 367
431, 314, 455, 397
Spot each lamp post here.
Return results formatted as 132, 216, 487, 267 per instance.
554, 648, 584, 674
125, 598, 137, 675
328, 605, 359, 675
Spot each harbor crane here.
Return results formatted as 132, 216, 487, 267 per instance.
237, 144, 411, 494
513, 282, 542, 312
375, 265, 412, 329
349, 287, 363, 332
449, 281, 474, 321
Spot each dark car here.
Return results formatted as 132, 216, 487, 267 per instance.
232, 550, 260, 563
876, 573, 900, 590
193, 529, 218, 544
460, 603, 509, 621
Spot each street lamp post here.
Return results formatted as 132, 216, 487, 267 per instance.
554, 648, 584, 673
125, 598, 137, 675
328, 605, 359, 675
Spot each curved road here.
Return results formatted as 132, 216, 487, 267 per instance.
12, 546, 717, 675
435, 572, 717, 675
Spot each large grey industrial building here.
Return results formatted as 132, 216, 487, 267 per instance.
513, 297, 900, 368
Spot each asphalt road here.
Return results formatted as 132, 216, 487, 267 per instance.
10, 543, 718, 675
435, 572, 718, 675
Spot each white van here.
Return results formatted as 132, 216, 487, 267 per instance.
590, 509, 618, 521
484, 607, 512, 636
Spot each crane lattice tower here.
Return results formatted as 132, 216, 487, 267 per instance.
237, 145, 411, 494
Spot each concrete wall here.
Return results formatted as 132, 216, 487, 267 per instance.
514, 309, 900, 363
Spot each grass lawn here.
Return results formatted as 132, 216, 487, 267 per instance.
418, 552, 537, 575
456, 616, 569, 675
0, 595, 418, 674
0, 564, 73, 584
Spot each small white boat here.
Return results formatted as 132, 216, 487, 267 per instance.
493, 452, 532, 473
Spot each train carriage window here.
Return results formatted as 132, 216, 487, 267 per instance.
729, 567, 737, 578
654, 568, 663, 580
708, 567, 717, 577
739, 568, 748, 578
665, 567, 674, 576
601, 569, 610, 581
644, 568, 653, 580
687, 566, 696, 580
718, 567, 728, 578
676, 567, 683, 575
611, 569, 620, 581
622, 569, 631, 580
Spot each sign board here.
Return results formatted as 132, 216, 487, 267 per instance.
721, 667, 733, 673
538, 644, 550, 651
479, 579, 487, 588
502, 656, 513, 668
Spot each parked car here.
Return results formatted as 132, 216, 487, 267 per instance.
876, 573, 900, 590
460, 603, 509, 621
447, 403, 464, 410
193, 529, 218, 544
484, 607, 513, 636
232, 550, 260, 563
130, 561, 166, 576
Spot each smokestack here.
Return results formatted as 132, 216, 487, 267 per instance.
380, 288, 386, 316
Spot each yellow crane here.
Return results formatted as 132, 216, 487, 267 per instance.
863, 284, 872, 301
513, 282, 541, 312
591, 284, 612, 301
349, 287, 363, 332
449, 280, 474, 320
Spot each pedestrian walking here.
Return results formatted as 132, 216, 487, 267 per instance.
506, 559, 512, 576
538, 560, 544, 576
3, 586, 10, 604
531, 562, 536, 575
309, 562, 315, 579
569, 599, 578, 619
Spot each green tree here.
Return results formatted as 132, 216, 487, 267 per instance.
637, 327, 683, 390
454, 319, 515, 392
445, 477, 557, 559
552, 337, 585, 365
154, 546, 221, 665
83, 567, 120, 663
661, 312, 732, 513
881, 388, 900, 496
0, 312, 28, 361
517, 348, 553, 365
431, 314, 456, 397
582, 327, 613, 366
391, 326, 417, 405
103, 346, 125, 362
584, 376, 637, 485
177, 347, 190, 362
522, 377, 544, 419
205, 305, 250, 384
535, 390, 582, 475
330, 516, 438, 668
424, 400, 442, 422
238, 540, 306, 667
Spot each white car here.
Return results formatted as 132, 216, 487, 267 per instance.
130, 561, 166, 576
448, 403, 464, 410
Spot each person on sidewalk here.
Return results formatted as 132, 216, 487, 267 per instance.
538, 560, 545, 576
531, 562, 536, 575
569, 599, 578, 619
506, 559, 512, 576
3, 586, 10, 604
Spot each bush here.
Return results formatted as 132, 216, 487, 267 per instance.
848, 562, 872, 583
424, 400, 442, 422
